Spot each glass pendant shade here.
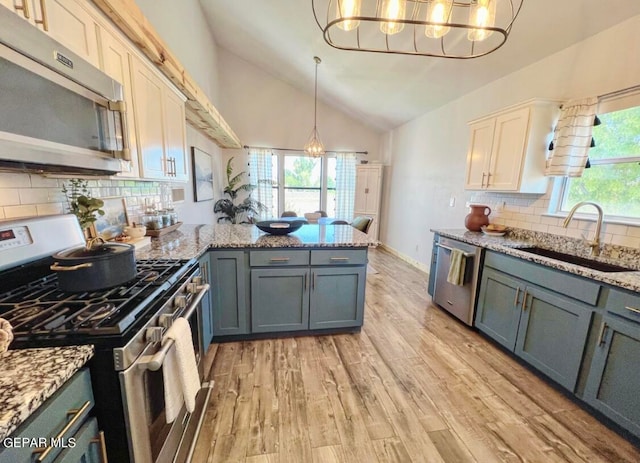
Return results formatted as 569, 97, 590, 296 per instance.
467, 0, 497, 41
425, 0, 454, 38
336, 0, 361, 31
379, 0, 406, 35
304, 127, 325, 157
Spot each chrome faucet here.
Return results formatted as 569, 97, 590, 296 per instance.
562, 201, 604, 256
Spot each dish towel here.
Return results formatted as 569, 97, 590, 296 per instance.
163, 318, 201, 424
447, 249, 467, 286
0, 318, 13, 353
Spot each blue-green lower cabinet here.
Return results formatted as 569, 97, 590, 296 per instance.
251, 267, 310, 333
57, 417, 102, 463
476, 268, 523, 350
514, 285, 592, 391
199, 254, 214, 353
476, 267, 591, 391
210, 250, 249, 336
310, 267, 365, 330
584, 315, 640, 437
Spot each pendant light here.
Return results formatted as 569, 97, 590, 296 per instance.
304, 56, 325, 157
312, 0, 524, 59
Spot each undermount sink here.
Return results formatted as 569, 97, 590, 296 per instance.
518, 247, 635, 273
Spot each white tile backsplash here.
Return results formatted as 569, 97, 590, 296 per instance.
0, 174, 172, 224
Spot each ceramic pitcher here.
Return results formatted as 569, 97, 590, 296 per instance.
465, 204, 491, 231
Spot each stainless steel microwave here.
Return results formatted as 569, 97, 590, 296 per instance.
0, 7, 129, 175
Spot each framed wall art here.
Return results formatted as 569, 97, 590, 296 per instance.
192, 147, 214, 202
91, 197, 128, 240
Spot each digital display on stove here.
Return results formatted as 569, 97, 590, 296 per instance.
0, 230, 15, 241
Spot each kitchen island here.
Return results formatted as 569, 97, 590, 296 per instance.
136, 223, 375, 341
0, 345, 94, 441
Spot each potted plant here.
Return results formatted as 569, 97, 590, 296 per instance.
62, 179, 105, 237
214, 157, 266, 224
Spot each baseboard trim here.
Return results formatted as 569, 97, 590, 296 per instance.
379, 244, 430, 274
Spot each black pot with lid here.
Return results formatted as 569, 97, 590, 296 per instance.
50, 240, 136, 292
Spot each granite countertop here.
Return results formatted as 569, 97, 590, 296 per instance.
0, 345, 94, 440
433, 228, 640, 293
135, 223, 375, 260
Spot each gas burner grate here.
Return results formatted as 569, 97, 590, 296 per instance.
0, 259, 192, 338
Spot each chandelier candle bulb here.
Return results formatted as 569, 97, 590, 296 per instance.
425, 0, 454, 38
468, 0, 497, 41
379, 0, 407, 35
336, 0, 361, 31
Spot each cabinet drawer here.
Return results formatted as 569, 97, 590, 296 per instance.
606, 288, 640, 324
484, 250, 601, 306
1, 368, 94, 463
310, 249, 367, 266
250, 250, 310, 267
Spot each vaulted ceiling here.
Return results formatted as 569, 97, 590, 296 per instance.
200, 1, 640, 132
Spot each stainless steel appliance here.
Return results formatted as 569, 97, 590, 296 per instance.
0, 215, 212, 463
432, 236, 482, 326
0, 7, 130, 175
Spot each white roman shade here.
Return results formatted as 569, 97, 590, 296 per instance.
545, 97, 598, 177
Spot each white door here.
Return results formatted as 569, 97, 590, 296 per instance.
45, 0, 101, 68
131, 57, 167, 180
162, 87, 188, 182
101, 30, 140, 178
465, 118, 495, 190
487, 107, 530, 191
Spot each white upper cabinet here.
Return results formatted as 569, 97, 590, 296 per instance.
465, 99, 560, 193
354, 164, 383, 240
45, 0, 101, 68
1, 0, 102, 68
101, 29, 139, 178
130, 55, 188, 182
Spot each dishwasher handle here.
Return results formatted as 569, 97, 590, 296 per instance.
435, 242, 476, 258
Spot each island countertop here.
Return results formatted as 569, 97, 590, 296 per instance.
135, 223, 375, 261
0, 345, 94, 441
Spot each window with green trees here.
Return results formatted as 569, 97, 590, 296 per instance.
557, 102, 640, 221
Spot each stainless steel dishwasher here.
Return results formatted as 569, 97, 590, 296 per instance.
432, 237, 483, 326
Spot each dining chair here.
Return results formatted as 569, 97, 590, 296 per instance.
315, 210, 328, 217
281, 211, 297, 217
330, 220, 349, 225
351, 216, 373, 234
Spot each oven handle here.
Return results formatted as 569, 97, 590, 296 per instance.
435, 242, 476, 258
139, 283, 209, 372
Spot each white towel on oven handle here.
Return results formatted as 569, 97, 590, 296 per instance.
163, 317, 201, 423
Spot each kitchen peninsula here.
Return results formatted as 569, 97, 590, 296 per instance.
136, 223, 375, 340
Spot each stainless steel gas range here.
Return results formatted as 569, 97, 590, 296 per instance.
0, 215, 213, 463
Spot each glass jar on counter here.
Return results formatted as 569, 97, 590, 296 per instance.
143, 212, 162, 230
166, 208, 178, 226
157, 209, 170, 228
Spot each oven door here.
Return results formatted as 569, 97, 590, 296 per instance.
119, 281, 212, 463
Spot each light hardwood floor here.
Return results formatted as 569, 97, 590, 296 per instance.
193, 247, 640, 462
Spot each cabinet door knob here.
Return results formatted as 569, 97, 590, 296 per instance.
521, 290, 529, 311
33, 401, 92, 462
514, 287, 521, 307
90, 431, 109, 463
34, 0, 48, 31
481, 172, 487, 188
597, 321, 609, 346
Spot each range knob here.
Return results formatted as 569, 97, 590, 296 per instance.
173, 295, 187, 309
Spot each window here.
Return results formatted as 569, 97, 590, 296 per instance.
250, 151, 354, 219
555, 95, 640, 222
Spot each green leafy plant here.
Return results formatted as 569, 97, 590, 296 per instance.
214, 157, 266, 224
62, 179, 105, 230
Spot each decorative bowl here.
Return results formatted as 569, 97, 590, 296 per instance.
256, 220, 305, 235
124, 225, 147, 238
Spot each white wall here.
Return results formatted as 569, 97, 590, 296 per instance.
217, 49, 382, 172
383, 15, 640, 266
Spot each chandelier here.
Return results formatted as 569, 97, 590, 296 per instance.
304, 56, 325, 157
312, 0, 524, 59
